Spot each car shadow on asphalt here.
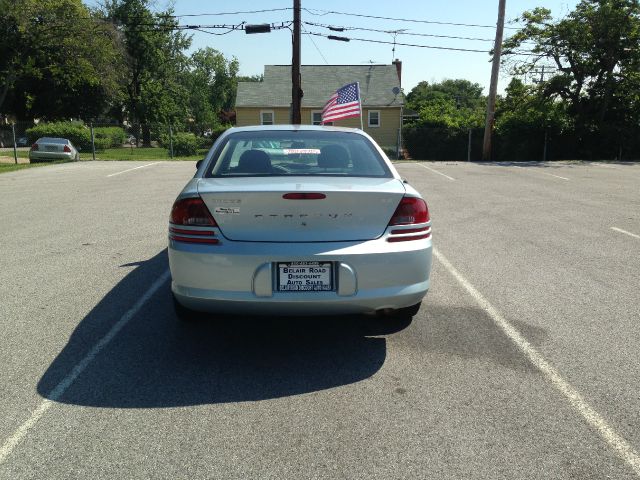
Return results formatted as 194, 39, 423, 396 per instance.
37, 250, 398, 408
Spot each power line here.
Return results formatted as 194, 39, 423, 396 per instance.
302, 7, 521, 30
302, 26, 331, 65
304, 30, 536, 55
137, 8, 293, 19
121, 22, 292, 34
192, 27, 243, 36
304, 21, 497, 42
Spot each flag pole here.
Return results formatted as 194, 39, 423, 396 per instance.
357, 82, 363, 130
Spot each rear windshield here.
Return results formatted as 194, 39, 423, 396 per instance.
205, 130, 391, 178
38, 138, 69, 144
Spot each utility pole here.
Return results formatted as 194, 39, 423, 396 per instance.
482, 0, 506, 161
291, 0, 302, 124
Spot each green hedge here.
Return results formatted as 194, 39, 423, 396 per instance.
26, 122, 92, 150
168, 133, 198, 156
94, 126, 126, 148
25, 122, 125, 151
160, 125, 231, 155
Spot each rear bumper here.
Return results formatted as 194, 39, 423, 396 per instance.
29, 151, 75, 161
169, 236, 432, 315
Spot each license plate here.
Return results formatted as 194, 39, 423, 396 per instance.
277, 262, 333, 292
45, 146, 57, 151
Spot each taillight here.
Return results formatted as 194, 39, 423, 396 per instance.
170, 197, 217, 226
389, 197, 429, 225
31, 143, 38, 151
387, 196, 431, 242
63, 145, 71, 153
169, 197, 219, 244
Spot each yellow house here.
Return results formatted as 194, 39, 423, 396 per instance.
236, 62, 404, 153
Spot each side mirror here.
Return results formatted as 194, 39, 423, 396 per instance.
196, 160, 203, 170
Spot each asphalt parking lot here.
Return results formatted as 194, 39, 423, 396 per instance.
1, 160, 639, 479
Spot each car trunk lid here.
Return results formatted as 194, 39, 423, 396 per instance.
197, 177, 406, 242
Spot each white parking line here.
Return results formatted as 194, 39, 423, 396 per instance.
0, 270, 170, 465
107, 162, 160, 177
611, 227, 640, 240
521, 169, 570, 181
433, 247, 640, 477
416, 163, 456, 181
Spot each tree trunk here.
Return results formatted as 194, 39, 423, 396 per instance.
0, 70, 16, 113
142, 124, 151, 147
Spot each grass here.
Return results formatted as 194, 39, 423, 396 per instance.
0, 146, 206, 174
0, 150, 29, 159
80, 147, 208, 161
0, 160, 73, 174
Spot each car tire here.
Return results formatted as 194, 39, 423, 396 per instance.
75, 153, 79, 161
172, 293, 205, 322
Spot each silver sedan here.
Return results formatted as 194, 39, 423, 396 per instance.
168, 125, 432, 320
29, 137, 80, 162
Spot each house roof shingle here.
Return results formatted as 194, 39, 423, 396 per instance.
236, 64, 403, 108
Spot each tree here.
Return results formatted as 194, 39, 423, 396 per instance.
503, 0, 640, 156
183, 48, 239, 131
405, 79, 486, 129
494, 78, 571, 160
105, 0, 191, 144
237, 74, 264, 83
403, 79, 487, 160
0, 0, 124, 120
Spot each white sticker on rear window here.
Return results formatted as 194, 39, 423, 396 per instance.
214, 207, 240, 215
283, 148, 321, 155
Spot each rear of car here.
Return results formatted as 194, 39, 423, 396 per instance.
29, 137, 79, 162
168, 126, 432, 317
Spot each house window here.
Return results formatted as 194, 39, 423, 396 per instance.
260, 110, 274, 125
368, 110, 380, 127
312, 111, 332, 126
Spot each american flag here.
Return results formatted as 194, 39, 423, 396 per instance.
321, 82, 361, 124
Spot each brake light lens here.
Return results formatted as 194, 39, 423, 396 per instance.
31, 143, 38, 151
170, 197, 217, 226
387, 196, 431, 242
63, 145, 71, 153
389, 197, 429, 225
169, 197, 219, 244
283, 192, 326, 200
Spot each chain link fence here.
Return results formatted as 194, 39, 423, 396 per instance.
402, 125, 640, 162
4, 120, 639, 164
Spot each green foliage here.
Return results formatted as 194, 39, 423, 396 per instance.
93, 127, 126, 148
196, 136, 214, 150
167, 133, 198, 156
406, 79, 486, 129
404, 126, 480, 160
494, 79, 572, 160
25, 122, 125, 150
237, 74, 264, 83
105, 0, 192, 145
210, 125, 230, 142
0, 0, 124, 120
503, 0, 640, 157
183, 48, 240, 131
403, 79, 486, 159
26, 122, 92, 149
